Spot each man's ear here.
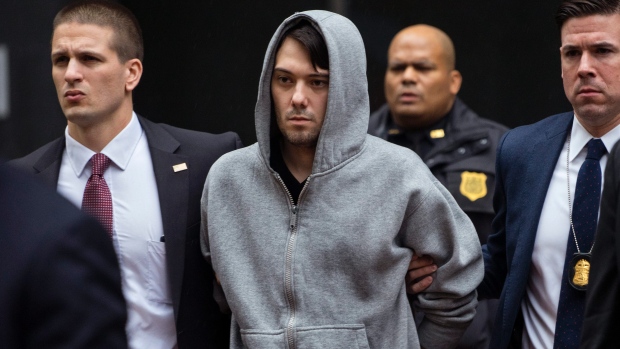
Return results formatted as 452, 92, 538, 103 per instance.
449, 70, 462, 95
560, 47, 564, 79
125, 58, 143, 92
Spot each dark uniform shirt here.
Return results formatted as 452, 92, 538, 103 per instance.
385, 111, 449, 160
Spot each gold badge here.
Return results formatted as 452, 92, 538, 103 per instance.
572, 258, 590, 287
430, 129, 445, 139
460, 171, 487, 202
569, 253, 591, 291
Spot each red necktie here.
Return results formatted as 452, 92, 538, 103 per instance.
82, 153, 113, 237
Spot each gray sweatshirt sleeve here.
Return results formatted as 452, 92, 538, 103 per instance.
200, 177, 231, 314
403, 178, 484, 348
200, 179, 211, 261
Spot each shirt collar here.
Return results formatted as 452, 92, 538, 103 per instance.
65, 112, 143, 176
569, 114, 620, 162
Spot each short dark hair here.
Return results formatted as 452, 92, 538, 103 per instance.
277, 20, 329, 71
53, 0, 144, 62
556, 0, 620, 29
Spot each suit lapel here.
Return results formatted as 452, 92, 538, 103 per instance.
510, 113, 573, 298
32, 137, 66, 188
496, 114, 573, 346
139, 116, 188, 321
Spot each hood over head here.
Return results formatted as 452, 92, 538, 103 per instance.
255, 10, 369, 174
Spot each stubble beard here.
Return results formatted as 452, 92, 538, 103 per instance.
277, 108, 320, 148
281, 129, 319, 148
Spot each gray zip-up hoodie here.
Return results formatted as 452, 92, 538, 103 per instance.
201, 10, 483, 349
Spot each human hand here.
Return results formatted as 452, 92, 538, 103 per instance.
406, 254, 436, 294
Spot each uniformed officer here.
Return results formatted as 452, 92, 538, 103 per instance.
368, 24, 508, 349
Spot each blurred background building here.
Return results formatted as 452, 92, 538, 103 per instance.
0, 0, 569, 159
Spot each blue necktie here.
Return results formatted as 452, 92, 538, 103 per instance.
554, 138, 606, 348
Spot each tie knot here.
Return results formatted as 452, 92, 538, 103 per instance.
90, 153, 111, 176
586, 139, 607, 161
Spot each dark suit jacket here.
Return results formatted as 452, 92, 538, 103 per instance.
479, 112, 573, 349
10, 116, 242, 348
0, 162, 127, 348
580, 139, 620, 348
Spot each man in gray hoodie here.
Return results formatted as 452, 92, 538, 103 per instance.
201, 10, 483, 349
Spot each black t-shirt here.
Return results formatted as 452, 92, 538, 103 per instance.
270, 141, 307, 205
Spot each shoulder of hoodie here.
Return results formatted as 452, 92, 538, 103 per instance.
207, 143, 262, 176
362, 135, 433, 174
361, 136, 455, 214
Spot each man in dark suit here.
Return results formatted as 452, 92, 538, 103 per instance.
0, 162, 127, 348
479, 1, 620, 347
10, 1, 240, 348
581, 140, 620, 348
408, 0, 620, 347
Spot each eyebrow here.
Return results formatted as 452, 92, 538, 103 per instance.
51, 49, 67, 57
562, 41, 616, 51
388, 59, 436, 66
273, 67, 330, 78
51, 49, 101, 58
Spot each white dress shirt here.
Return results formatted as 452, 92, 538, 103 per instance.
57, 113, 176, 349
521, 116, 620, 348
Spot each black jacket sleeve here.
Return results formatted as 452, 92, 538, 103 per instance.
0, 164, 127, 349
580, 141, 620, 348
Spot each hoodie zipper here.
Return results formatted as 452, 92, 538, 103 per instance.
274, 173, 310, 349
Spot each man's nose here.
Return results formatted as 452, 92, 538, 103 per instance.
291, 82, 309, 108
64, 59, 83, 83
402, 65, 418, 84
577, 52, 597, 78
